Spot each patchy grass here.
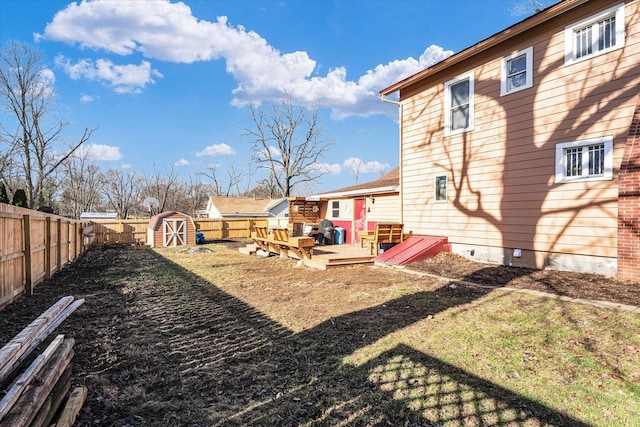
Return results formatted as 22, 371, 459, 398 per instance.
161, 243, 640, 426
1, 242, 638, 426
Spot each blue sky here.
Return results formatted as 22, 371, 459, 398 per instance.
0, 0, 555, 193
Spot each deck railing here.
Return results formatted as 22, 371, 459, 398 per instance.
89, 216, 290, 245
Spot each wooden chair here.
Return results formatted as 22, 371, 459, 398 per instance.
368, 223, 404, 255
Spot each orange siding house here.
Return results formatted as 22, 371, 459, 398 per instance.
381, 0, 640, 279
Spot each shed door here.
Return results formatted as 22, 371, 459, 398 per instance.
163, 218, 187, 247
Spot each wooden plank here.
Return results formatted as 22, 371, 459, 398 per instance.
31, 366, 71, 427
0, 338, 74, 427
54, 385, 88, 427
0, 212, 23, 219
0, 335, 64, 420
0, 297, 77, 387
0, 252, 23, 263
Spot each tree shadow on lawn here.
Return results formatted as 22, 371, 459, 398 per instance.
0, 246, 589, 426
142, 249, 592, 426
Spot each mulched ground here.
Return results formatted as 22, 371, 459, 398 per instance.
407, 252, 640, 307
0, 242, 637, 426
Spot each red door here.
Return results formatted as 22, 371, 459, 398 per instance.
354, 198, 366, 245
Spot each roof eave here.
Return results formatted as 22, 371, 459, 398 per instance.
380, 0, 589, 96
315, 185, 398, 199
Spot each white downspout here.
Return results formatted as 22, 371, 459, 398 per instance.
380, 94, 404, 226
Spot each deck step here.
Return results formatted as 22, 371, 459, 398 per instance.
239, 244, 257, 255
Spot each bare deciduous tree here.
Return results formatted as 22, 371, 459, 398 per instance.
141, 164, 179, 214
200, 163, 245, 196
0, 41, 94, 208
184, 176, 212, 215
344, 157, 364, 185
101, 169, 142, 219
244, 98, 331, 197
58, 150, 103, 219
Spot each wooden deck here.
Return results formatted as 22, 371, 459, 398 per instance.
303, 243, 375, 270
241, 242, 375, 270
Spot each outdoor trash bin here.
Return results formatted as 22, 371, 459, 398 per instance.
323, 227, 335, 245
334, 227, 345, 244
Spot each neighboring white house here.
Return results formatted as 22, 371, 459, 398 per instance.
203, 196, 289, 219
79, 212, 119, 220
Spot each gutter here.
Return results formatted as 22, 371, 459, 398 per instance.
381, 94, 404, 226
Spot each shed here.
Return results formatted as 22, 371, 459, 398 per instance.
147, 211, 197, 248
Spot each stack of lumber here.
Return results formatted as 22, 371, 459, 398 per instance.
0, 296, 86, 427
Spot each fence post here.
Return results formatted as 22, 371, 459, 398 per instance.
45, 217, 52, 280
73, 222, 78, 255
23, 214, 33, 295
57, 218, 62, 272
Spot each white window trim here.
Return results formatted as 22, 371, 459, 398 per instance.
434, 175, 448, 203
444, 72, 474, 136
500, 47, 533, 96
554, 136, 613, 183
564, 3, 625, 64
331, 200, 340, 218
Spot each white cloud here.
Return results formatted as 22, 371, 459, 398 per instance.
310, 162, 341, 175
55, 55, 162, 93
41, 0, 453, 117
196, 143, 235, 157
174, 158, 189, 166
265, 145, 281, 158
80, 93, 96, 103
77, 143, 122, 161
343, 157, 389, 174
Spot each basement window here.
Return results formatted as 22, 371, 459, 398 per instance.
555, 136, 613, 183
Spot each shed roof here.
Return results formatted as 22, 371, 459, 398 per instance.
380, 0, 588, 96
148, 211, 194, 230
315, 167, 399, 198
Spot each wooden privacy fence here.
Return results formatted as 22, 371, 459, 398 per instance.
90, 217, 286, 245
0, 204, 89, 310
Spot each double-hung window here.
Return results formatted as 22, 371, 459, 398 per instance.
444, 72, 474, 135
331, 201, 340, 218
555, 136, 613, 183
564, 4, 625, 64
500, 47, 533, 96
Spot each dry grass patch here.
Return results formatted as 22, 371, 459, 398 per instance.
1, 242, 638, 426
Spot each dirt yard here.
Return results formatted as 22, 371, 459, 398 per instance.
1, 241, 638, 426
